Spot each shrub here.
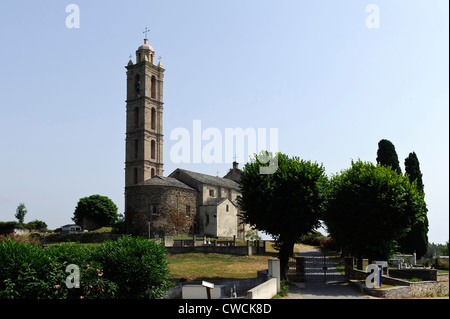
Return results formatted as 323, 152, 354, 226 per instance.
300, 232, 325, 246
409, 278, 422, 282
0, 240, 117, 299
273, 280, 289, 298
45, 244, 117, 299
0, 235, 172, 299
0, 232, 41, 245
0, 238, 68, 299
77, 261, 118, 299
25, 220, 48, 231
93, 235, 173, 299
431, 257, 449, 270
0, 220, 48, 233
319, 237, 338, 251
45, 231, 120, 244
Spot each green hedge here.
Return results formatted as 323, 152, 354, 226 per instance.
0, 235, 172, 299
0, 220, 48, 234
45, 231, 120, 243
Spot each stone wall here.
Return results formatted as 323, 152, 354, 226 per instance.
165, 239, 266, 256
350, 279, 449, 298
389, 268, 438, 281
347, 268, 449, 298
126, 184, 197, 237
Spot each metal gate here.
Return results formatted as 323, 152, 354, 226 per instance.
288, 251, 345, 283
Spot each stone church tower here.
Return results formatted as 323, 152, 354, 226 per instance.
124, 36, 248, 238
124, 37, 165, 188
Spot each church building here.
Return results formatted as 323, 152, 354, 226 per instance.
124, 36, 249, 239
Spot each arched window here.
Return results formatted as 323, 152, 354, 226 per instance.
134, 107, 139, 128
151, 140, 156, 159
151, 76, 156, 99
151, 168, 155, 178
134, 74, 141, 98
151, 108, 156, 130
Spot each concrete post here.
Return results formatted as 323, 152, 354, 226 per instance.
268, 258, 281, 292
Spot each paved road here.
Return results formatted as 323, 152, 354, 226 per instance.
282, 248, 374, 299
283, 281, 374, 299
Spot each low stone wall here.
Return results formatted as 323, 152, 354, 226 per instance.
182, 284, 225, 299
350, 279, 449, 299
351, 269, 410, 286
438, 273, 449, 282
168, 269, 270, 299
246, 278, 278, 299
345, 258, 449, 298
165, 240, 266, 256
165, 245, 257, 256
348, 270, 449, 298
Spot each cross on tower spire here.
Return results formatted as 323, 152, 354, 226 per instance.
143, 27, 150, 39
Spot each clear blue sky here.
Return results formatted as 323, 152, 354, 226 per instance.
0, 0, 448, 244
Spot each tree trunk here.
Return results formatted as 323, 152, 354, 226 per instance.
278, 239, 295, 281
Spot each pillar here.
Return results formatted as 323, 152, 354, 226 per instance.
268, 258, 281, 292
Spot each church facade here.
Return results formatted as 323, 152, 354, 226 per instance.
124, 37, 249, 239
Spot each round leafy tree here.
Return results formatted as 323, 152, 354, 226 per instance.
324, 160, 426, 264
238, 152, 327, 280
73, 195, 118, 230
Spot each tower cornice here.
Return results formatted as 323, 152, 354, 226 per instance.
125, 61, 165, 73
125, 97, 164, 106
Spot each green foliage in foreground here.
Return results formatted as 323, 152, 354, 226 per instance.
0, 235, 172, 299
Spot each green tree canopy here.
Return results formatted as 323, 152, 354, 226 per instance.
73, 195, 118, 230
238, 152, 327, 279
323, 160, 426, 263
376, 139, 402, 174
15, 203, 27, 224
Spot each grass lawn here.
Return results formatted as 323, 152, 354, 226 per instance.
167, 242, 316, 282
167, 253, 275, 281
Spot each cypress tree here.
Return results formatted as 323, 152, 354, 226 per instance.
376, 139, 402, 174
405, 152, 424, 192
399, 152, 429, 258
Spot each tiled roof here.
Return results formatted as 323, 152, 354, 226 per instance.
138, 176, 196, 191
172, 168, 240, 190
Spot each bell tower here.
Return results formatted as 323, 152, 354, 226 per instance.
125, 35, 165, 188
